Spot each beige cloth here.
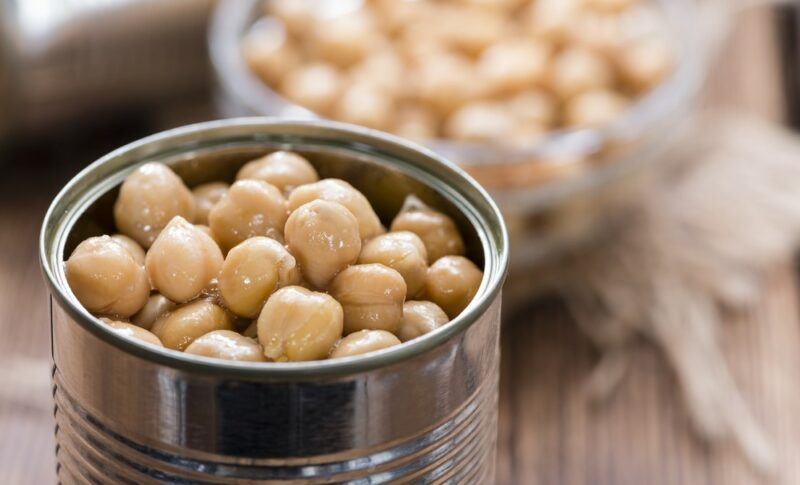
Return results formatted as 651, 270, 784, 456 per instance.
509, 114, 800, 476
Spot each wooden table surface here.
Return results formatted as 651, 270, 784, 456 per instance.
0, 8, 795, 484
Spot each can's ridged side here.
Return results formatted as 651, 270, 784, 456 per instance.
53, 365, 498, 484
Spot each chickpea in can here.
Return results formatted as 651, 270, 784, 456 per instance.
65, 150, 483, 363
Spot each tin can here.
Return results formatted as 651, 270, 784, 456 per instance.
40, 119, 509, 483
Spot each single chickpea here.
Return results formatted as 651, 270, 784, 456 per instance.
208, 179, 289, 252
242, 18, 300, 86
236, 151, 319, 194
393, 105, 439, 141
242, 320, 258, 339
583, 0, 639, 12
280, 63, 343, 115
194, 224, 221, 244
101, 318, 163, 347
477, 39, 551, 95
436, 5, 505, 56
66, 236, 150, 317
444, 102, 517, 143
110, 234, 145, 266
456, 0, 526, 10
258, 286, 343, 361
310, 11, 384, 67
548, 46, 614, 100
565, 12, 623, 55
184, 330, 266, 362
373, 0, 434, 35
425, 256, 483, 319
145, 216, 224, 303
397, 301, 449, 342
192, 182, 229, 226
219, 237, 301, 318
330, 264, 407, 334
113, 162, 195, 248
390, 197, 465, 263
506, 90, 558, 128
522, 0, 579, 42
131, 293, 176, 330
358, 231, 428, 298
413, 54, 482, 116
266, 0, 315, 37
617, 37, 674, 93
330, 330, 401, 358
288, 179, 384, 240
349, 50, 405, 95
151, 299, 234, 351
284, 200, 361, 288
564, 89, 629, 127
335, 81, 395, 131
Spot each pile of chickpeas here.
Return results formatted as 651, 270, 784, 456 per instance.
65, 151, 482, 362
243, 0, 674, 149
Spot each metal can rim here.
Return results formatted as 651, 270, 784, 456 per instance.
40, 117, 509, 379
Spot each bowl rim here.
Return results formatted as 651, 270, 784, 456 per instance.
208, 0, 709, 207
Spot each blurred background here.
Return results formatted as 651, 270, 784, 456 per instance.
2, 0, 800, 483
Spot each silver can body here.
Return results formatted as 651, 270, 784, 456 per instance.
41, 119, 509, 483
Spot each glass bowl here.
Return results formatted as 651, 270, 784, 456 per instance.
209, 0, 709, 266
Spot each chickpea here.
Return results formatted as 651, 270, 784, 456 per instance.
445, 102, 517, 143
358, 231, 428, 298
288, 179, 384, 240
102, 319, 163, 347
266, 0, 315, 37
145, 216, 224, 303
66, 236, 150, 317
110, 234, 145, 266
565, 89, 629, 127
390, 198, 465, 264
425, 256, 483, 319
208, 179, 289, 252
281, 63, 343, 115
329, 264, 406, 334
506, 90, 557, 128
548, 46, 614, 100
131, 293, 176, 330
242, 320, 258, 339
335, 81, 395, 131
236, 151, 319, 194
219, 237, 301, 318
330, 330, 401, 359
436, 5, 505, 55
522, 0, 579, 42
618, 37, 674, 93
414, 54, 481, 116
565, 12, 623, 55
258, 286, 343, 361
311, 11, 384, 67
349, 50, 405, 95
192, 182, 229, 226
393, 105, 438, 141
583, 0, 638, 12
151, 299, 234, 351
184, 330, 266, 362
397, 301, 449, 342
477, 39, 551, 95
194, 224, 221, 244
113, 162, 195, 248
284, 200, 361, 288
242, 18, 300, 85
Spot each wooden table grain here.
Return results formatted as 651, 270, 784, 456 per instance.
0, 8, 795, 484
